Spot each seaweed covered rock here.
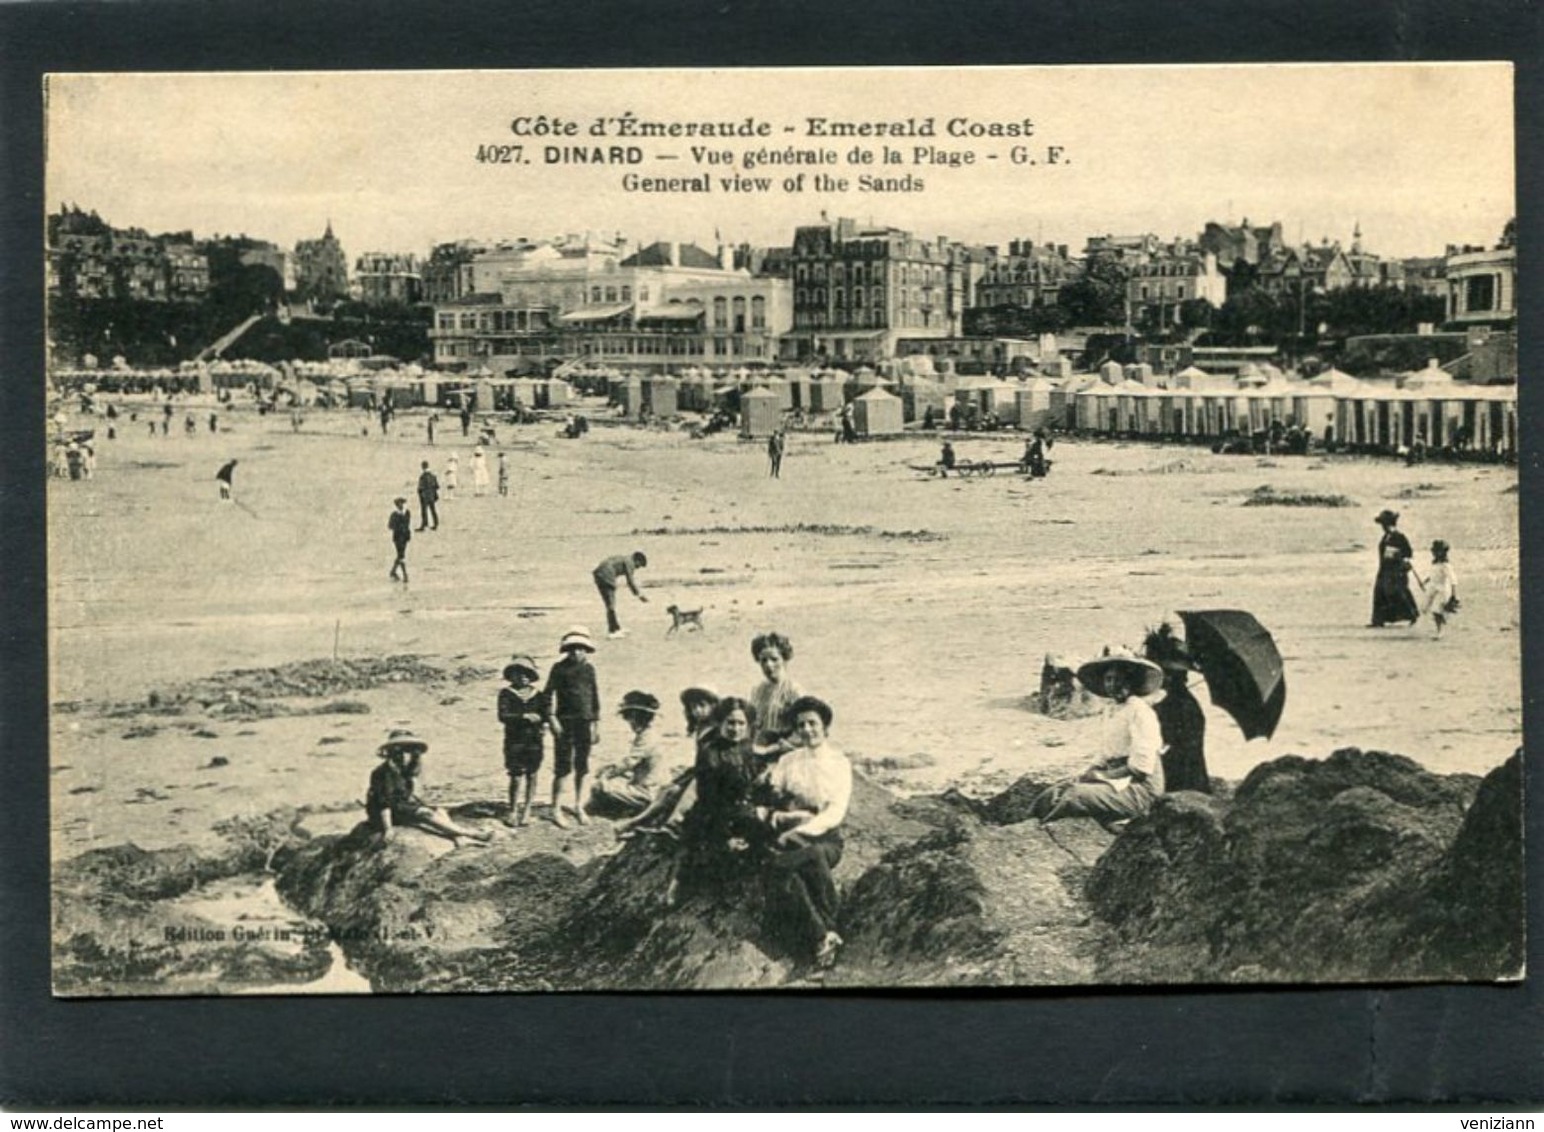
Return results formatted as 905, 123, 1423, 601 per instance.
1087, 748, 1504, 983
276, 818, 593, 992
548, 774, 946, 989
837, 810, 1110, 986
53, 837, 331, 995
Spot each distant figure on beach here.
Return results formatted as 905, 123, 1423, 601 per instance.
1370, 509, 1420, 627
767, 429, 786, 478
444, 454, 459, 498
939, 441, 957, 477
290, 408, 304, 433
388, 496, 412, 582
593, 551, 649, 639
1023, 430, 1050, 478
544, 627, 601, 828
1036, 653, 1166, 833
416, 461, 440, 530
366, 730, 493, 848
459, 404, 472, 438
426, 413, 437, 446
497, 451, 509, 496
471, 447, 490, 496
379, 403, 392, 436
498, 655, 549, 827
1420, 539, 1460, 637
840, 402, 857, 444
208, 411, 218, 434
216, 459, 238, 502
1144, 624, 1210, 794
184, 413, 197, 438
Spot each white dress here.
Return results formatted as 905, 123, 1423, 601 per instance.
1421, 561, 1458, 614
472, 452, 490, 495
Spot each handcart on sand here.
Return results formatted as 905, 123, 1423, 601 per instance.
908, 458, 1048, 479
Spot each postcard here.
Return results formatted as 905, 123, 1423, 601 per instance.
45, 65, 1520, 995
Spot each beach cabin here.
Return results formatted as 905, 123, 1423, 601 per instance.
641, 375, 679, 418
808, 372, 845, 414
902, 379, 947, 425
1015, 378, 1055, 433
762, 376, 794, 412
739, 386, 782, 439
851, 387, 904, 437
1076, 382, 1119, 433
1172, 365, 1210, 390
615, 377, 644, 420
1115, 380, 1153, 434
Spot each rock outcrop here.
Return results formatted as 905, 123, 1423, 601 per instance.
56, 749, 1525, 993
1086, 748, 1518, 983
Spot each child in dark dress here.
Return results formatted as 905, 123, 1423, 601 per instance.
498, 656, 550, 827
366, 730, 493, 848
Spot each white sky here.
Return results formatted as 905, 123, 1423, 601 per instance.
44, 64, 1515, 261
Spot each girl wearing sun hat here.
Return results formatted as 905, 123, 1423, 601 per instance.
587, 690, 670, 821
366, 729, 493, 848
1038, 650, 1167, 833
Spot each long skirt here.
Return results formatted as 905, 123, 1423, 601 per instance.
765, 831, 844, 949
1371, 567, 1420, 626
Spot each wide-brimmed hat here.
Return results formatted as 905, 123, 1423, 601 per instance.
1375, 509, 1400, 526
1077, 653, 1164, 698
1142, 624, 1197, 673
618, 690, 661, 716
503, 654, 539, 681
378, 728, 428, 756
680, 683, 721, 706
559, 626, 596, 652
393, 496, 407, 505
1431, 539, 1450, 555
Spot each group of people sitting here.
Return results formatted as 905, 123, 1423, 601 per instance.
363, 630, 853, 970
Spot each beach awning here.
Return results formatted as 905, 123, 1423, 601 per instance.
559, 303, 633, 324
637, 305, 704, 321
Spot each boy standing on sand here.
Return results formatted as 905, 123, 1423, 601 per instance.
388, 497, 413, 582
498, 655, 550, 827
544, 627, 601, 828
216, 459, 238, 502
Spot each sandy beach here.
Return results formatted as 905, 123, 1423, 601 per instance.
49, 396, 1521, 863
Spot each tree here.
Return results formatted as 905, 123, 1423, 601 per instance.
1058, 257, 1130, 326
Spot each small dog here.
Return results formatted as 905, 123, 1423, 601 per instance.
666, 604, 705, 635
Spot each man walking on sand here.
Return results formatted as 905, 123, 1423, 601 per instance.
216, 458, 238, 502
416, 460, 440, 531
593, 551, 648, 639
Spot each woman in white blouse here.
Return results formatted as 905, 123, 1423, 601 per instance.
1040, 654, 1166, 833
755, 695, 852, 968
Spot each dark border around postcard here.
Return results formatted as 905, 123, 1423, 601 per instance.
1, 0, 1540, 1108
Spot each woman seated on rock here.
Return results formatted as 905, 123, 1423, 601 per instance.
586, 690, 672, 821
670, 696, 764, 902
617, 684, 719, 838
1037, 653, 1166, 834
748, 632, 804, 759
366, 730, 493, 849
753, 695, 852, 969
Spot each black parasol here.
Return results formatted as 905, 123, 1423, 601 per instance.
1177, 609, 1286, 740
